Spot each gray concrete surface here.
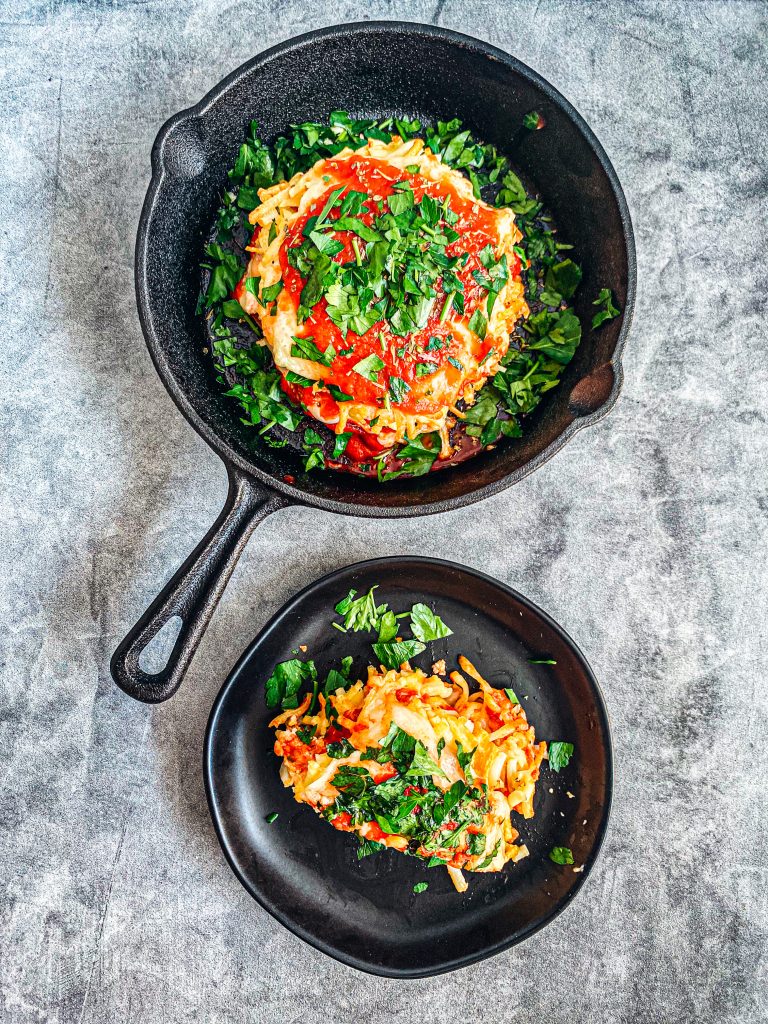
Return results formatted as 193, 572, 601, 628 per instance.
1, 1, 767, 1021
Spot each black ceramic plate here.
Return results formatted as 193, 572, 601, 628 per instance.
204, 558, 612, 976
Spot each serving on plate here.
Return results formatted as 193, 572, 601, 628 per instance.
112, 20, 634, 705
205, 557, 612, 976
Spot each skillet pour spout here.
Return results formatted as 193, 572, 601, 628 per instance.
113, 22, 635, 703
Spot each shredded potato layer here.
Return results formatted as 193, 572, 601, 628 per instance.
270, 657, 546, 892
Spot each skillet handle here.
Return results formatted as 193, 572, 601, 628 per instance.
111, 468, 287, 703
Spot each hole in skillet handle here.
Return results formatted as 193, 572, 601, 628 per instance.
138, 615, 184, 674
110, 469, 287, 705
567, 362, 615, 417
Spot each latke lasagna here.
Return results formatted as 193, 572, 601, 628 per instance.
234, 136, 528, 458
270, 655, 546, 892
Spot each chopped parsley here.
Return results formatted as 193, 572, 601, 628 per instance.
377, 609, 398, 643
331, 432, 351, 459
409, 603, 453, 643
265, 657, 317, 710
352, 353, 385, 382
388, 376, 410, 404
413, 882, 429, 894
202, 112, 584, 479
259, 586, 557, 881
327, 739, 355, 759
372, 639, 426, 669
592, 288, 620, 328
333, 587, 389, 633
549, 846, 574, 865
548, 741, 574, 772
324, 733, 490, 864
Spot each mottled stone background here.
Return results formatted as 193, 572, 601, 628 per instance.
1, 1, 767, 1021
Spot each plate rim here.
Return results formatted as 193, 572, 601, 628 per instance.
203, 556, 614, 977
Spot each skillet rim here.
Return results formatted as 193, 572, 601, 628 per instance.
135, 21, 637, 518
203, 554, 614, 977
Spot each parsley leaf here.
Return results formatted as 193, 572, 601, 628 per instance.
475, 840, 501, 868
455, 742, 473, 774
409, 603, 453, 642
265, 658, 316, 709
549, 846, 574, 865
372, 639, 426, 669
335, 586, 388, 633
544, 259, 582, 300
334, 589, 356, 615
358, 838, 383, 859
388, 184, 415, 216
291, 335, 335, 366
353, 353, 386, 383
592, 287, 620, 328
382, 432, 440, 480
407, 742, 445, 778
468, 309, 488, 340
377, 609, 398, 643
548, 741, 574, 772
326, 383, 353, 402
413, 882, 428, 894
327, 739, 355, 758
259, 280, 283, 304
331, 432, 351, 459
388, 376, 410, 404
204, 244, 241, 306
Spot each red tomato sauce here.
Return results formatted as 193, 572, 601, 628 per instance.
277, 156, 521, 419
364, 821, 388, 842
323, 725, 350, 744
280, 734, 323, 773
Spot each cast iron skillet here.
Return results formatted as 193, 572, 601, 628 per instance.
205, 557, 613, 976
112, 22, 636, 704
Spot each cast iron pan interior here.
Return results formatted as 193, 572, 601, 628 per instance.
204, 557, 613, 977
140, 21, 635, 514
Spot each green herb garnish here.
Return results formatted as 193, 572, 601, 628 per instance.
592, 288, 620, 328
352, 353, 386, 383
372, 639, 426, 669
265, 658, 316, 709
549, 846, 574, 865
204, 112, 584, 481
548, 741, 574, 772
409, 603, 453, 643
334, 586, 388, 633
